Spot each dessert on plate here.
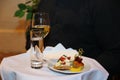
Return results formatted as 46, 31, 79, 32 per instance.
70, 54, 84, 72
54, 48, 84, 72
53, 55, 72, 70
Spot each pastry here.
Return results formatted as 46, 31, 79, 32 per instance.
54, 55, 71, 70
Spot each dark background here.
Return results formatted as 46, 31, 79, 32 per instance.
26, 0, 120, 79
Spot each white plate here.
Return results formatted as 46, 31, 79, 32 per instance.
48, 59, 91, 74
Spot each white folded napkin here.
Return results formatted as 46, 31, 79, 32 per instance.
43, 43, 78, 60
27, 43, 78, 61
28, 45, 43, 61
43, 43, 66, 53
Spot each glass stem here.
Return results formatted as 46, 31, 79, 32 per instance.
39, 38, 44, 53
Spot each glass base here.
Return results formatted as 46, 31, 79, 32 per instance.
31, 60, 43, 69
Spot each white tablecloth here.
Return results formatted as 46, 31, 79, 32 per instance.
0, 44, 109, 80
0, 53, 109, 80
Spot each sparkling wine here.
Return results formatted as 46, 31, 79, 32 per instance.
30, 25, 50, 47
32, 25, 50, 38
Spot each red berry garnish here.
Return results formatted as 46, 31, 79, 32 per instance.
62, 61, 66, 65
67, 56, 71, 60
59, 56, 66, 61
75, 56, 82, 63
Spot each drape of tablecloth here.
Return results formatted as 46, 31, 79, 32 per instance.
0, 43, 109, 80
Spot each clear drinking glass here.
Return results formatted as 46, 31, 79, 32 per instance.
30, 12, 50, 69
30, 12, 50, 52
30, 50, 43, 69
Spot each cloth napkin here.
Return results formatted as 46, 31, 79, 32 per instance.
27, 43, 78, 61
0, 43, 109, 80
43, 43, 78, 60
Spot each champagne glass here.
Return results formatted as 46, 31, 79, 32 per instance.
30, 12, 50, 52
